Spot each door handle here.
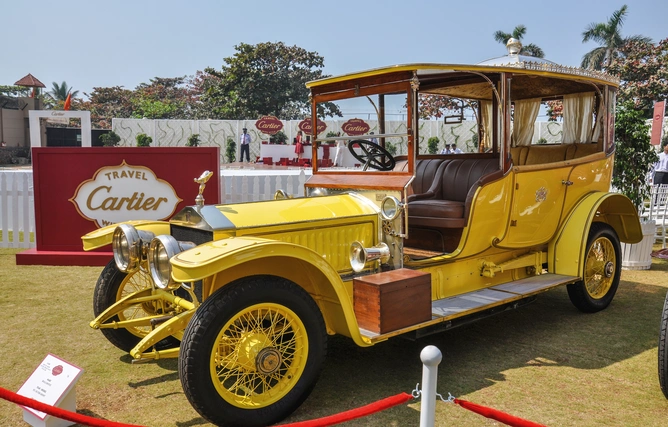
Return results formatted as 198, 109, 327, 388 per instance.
562, 180, 573, 186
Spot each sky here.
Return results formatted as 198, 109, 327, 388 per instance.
2, 0, 667, 115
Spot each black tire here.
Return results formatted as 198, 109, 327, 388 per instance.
179, 276, 327, 427
93, 259, 180, 352
567, 223, 621, 313
659, 290, 668, 399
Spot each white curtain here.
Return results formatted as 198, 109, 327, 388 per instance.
481, 101, 493, 150
512, 98, 541, 146
591, 98, 604, 144
562, 92, 595, 144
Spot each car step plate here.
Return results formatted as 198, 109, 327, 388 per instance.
359, 273, 579, 342
432, 273, 579, 318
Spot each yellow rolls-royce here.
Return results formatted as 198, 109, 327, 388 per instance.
83, 39, 641, 427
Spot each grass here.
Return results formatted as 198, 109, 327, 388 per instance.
1, 247, 668, 426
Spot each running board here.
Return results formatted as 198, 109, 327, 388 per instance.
359, 273, 579, 343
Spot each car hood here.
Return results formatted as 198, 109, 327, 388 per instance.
170, 193, 380, 232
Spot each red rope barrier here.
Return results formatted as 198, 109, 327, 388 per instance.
0, 386, 147, 427
278, 392, 414, 427
454, 398, 548, 427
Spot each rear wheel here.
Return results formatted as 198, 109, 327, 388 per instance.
179, 276, 327, 427
567, 223, 621, 313
658, 291, 668, 398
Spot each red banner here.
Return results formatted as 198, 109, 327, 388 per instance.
255, 115, 284, 135
651, 101, 665, 146
19, 147, 219, 266
298, 118, 327, 135
341, 118, 370, 136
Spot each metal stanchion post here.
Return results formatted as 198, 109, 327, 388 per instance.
419, 345, 442, 427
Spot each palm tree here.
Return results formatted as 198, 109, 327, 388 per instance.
581, 5, 652, 70
493, 25, 545, 58
48, 81, 79, 102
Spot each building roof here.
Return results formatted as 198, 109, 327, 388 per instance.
14, 73, 46, 88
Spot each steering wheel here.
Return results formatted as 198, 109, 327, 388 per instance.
347, 139, 396, 171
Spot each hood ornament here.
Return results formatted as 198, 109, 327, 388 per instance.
194, 170, 214, 207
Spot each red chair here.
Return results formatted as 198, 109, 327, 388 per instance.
262, 157, 273, 165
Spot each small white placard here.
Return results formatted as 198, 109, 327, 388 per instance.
17, 354, 83, 420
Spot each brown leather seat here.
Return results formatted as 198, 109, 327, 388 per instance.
407, 159, 447, 201
408, 158, 500, 228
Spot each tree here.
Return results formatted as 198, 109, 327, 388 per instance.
418, 95, 463, 119
48, 81, 79, 101
493, 25, 545, 58
581, 5, 652, 70
612, 100, 657, 210
203, 42, 341, 120
79, 86, 134, 129
607, 38, 668, 113
132, 77, 194, 119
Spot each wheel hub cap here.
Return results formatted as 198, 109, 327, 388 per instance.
237, 332, 268, 371
604, 261, 614, 278
256, 347, 281, 375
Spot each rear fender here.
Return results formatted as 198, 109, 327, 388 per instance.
549, 192, 641, 277
171, 237, 371, 347
82, 220, 171, 251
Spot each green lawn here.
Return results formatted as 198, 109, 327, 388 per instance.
1, 248, 667, 426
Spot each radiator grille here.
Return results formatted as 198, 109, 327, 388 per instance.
170, 225, 213, 246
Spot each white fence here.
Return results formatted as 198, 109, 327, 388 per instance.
0, 169, 309, 249
0, 171, 34, 248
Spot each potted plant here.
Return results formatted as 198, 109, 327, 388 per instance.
427, 136, 439, 154
270, 131, 287, 145
99, 130, 121, 147
136, 133, 152, 147
613, 100, 659, 270
325, 131, 338, 145
186, 134, 200, 147
225, 136, 236, 163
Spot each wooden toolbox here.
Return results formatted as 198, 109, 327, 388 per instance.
353, 268, 432, 334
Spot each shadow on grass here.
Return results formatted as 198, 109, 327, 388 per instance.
286, 274, 668, 424
174, 418, 210, 427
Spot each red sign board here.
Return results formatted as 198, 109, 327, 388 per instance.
19, 147, 219, 266
255, 115, 284, 135
341, 118, 370, 136
298, 118, 327, 135
651, 101, 665, 146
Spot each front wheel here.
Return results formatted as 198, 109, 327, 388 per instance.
179, 276, 327, 427
567, 223, 621, 313
658, 291, 668, 398
93, 259, 180, 352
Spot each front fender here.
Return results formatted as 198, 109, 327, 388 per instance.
81, 220, 171, 251
170, 237, 371, 347
549, 192, 642, 277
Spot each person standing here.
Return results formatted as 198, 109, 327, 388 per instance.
295, 130, 304, 160
334, 132, 346, 166
239, 127, 251, 162
655, 143, 668, 185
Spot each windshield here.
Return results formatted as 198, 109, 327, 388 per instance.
313, 92, 409, 172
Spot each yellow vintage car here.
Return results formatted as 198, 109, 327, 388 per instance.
83, 39, 642, 427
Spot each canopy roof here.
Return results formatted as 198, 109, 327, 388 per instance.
14, 73, 46, 88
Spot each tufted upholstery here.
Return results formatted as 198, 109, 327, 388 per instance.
408, 158, 501, 229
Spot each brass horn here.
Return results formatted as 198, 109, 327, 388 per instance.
349, 241, 390, 273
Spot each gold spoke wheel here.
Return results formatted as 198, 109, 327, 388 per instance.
211, 303, 307, 408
